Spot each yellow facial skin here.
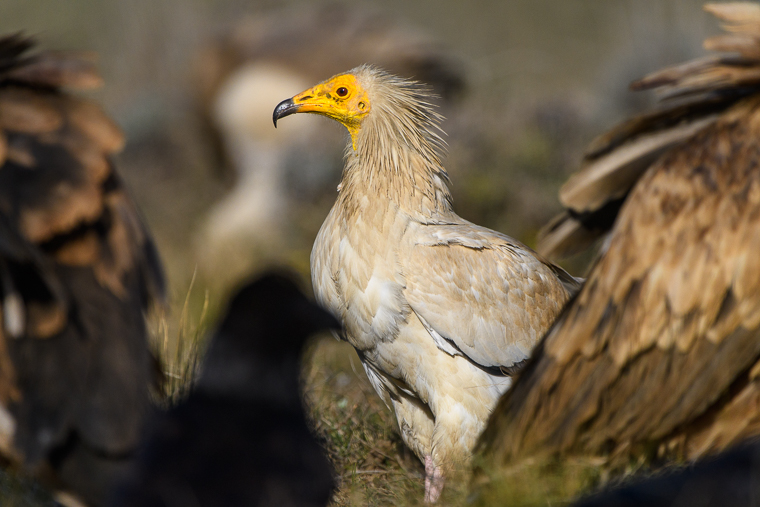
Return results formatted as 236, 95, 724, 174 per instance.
276, 74, 371, 151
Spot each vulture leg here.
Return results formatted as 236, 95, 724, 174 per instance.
424, 455, 445, 503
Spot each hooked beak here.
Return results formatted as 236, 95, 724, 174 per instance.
272, 79, 366, 152
272, 98, 299, 128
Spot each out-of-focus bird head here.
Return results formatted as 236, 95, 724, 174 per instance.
218, 271, 340, 357
215, 62, 313, 145
198, 271, 340, 401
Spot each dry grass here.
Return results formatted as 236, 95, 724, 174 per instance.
303, 336, 423, 505
149, 275, 450, 505
150, 268, 211, 405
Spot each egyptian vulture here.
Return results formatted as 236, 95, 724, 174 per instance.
477, 2, 760, 476
114, 272, 338, 507
273, 66, 580, 501
0, 35, 164, 506
194, 2, 463, 278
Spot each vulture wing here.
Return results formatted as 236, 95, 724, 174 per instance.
404, 223, 580, 370
478, 3, 760, 471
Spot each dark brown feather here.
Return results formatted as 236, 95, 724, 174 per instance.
478, 2, 760, 477
0, 34, 164, 506
479, 92, 760, 472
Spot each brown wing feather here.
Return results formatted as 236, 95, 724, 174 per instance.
478, 93, 760, 471
0, 34, 165, 505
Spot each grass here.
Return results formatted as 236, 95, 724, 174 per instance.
151, 267, 211, 406
148, 274, 461, 505
471, 456, 605, 507
145, 280, 470, 506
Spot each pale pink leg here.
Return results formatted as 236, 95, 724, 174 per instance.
424, 455, 445, 503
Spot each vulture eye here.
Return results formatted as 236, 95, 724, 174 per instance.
336, 87, 348, 97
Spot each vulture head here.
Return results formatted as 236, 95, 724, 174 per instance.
273, 65, 442, 153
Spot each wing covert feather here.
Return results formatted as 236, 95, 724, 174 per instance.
403, 224, 574, 369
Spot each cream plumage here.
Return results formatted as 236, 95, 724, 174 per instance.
273, 65, 579, 501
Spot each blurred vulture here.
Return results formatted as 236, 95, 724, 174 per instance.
0, 35, 165, 506
574, 440, 760, 507
477, 2, 760, 473
193, 1, 464, 275
112, 272, 339, 507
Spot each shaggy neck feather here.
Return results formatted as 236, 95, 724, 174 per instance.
337, 70, 454, 221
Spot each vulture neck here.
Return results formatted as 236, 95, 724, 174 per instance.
337, 93, 454, 221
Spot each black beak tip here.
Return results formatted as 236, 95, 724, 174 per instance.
273, 98, 297, 128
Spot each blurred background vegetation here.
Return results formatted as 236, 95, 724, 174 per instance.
0, 0, 721, 505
